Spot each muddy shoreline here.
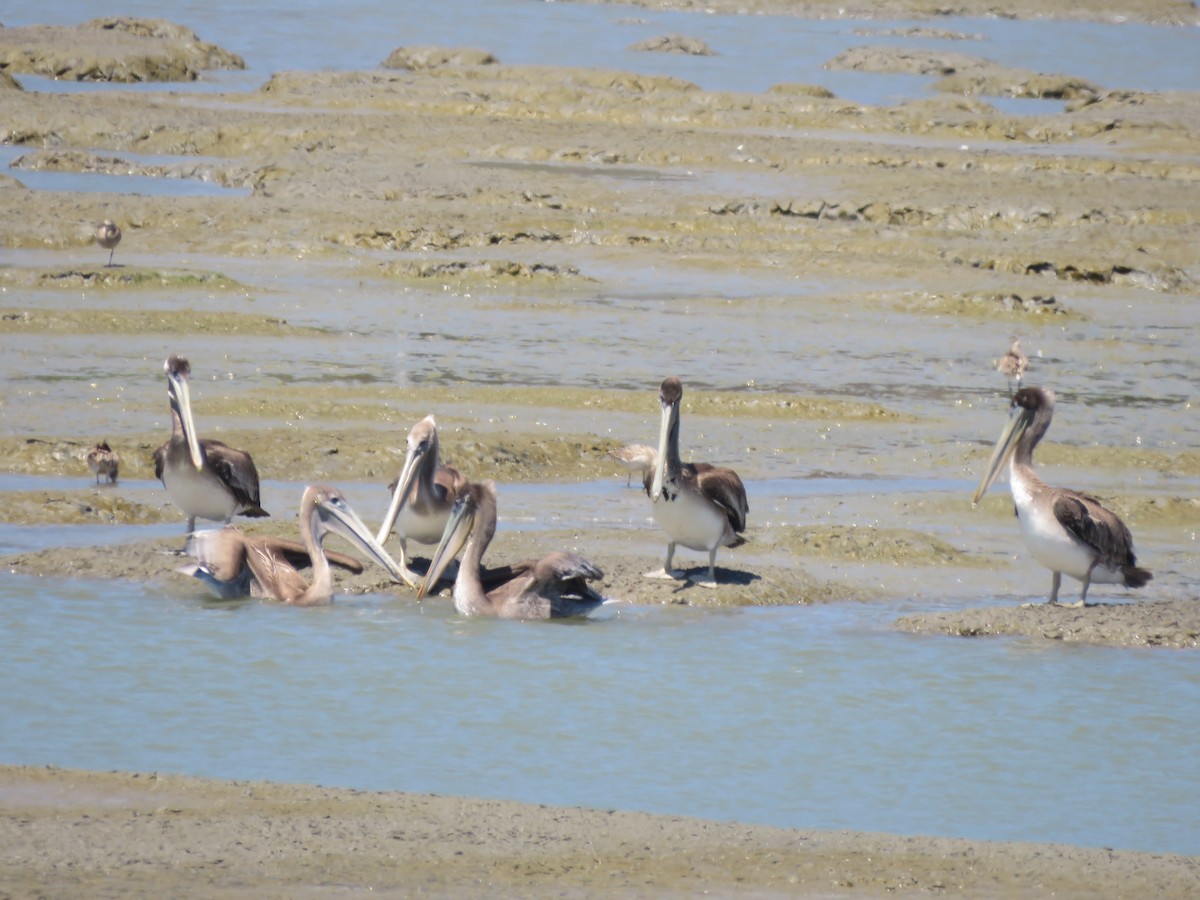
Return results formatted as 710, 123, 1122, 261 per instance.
0, 764, 1194, 898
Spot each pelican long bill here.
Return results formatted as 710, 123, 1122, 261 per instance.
416, 492, 475, 600
167, 363, 205, 471
317, 492, 409, 586
973, 401, 1035, 504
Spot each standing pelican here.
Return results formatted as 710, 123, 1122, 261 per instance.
417, 480, 608, 619
96, 220, 121, 267
997, 337, 1029, 393
645, 376, 748, 588
181, 485, 408, 605
154, 354, 268, 535
86, 441, 119, 484
608, 443, 656, 487
973, 386, 1151, 606
376, 415, 469, 587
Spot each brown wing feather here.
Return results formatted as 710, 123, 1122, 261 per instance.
153, 441, 168, 482
1053, 490, 1138, 568
435, 464, 470, 501
203, 439, 268, 515
689, 463, 749, 535
244, 543, 309, 604
252, 536, 364, 574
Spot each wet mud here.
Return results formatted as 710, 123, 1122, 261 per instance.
0, 15, 1197, 644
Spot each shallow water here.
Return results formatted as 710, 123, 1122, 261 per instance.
2, 0, 1199, 858
1, 570, 1198, 855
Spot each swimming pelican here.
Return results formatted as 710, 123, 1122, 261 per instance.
607, 443, 656, 487
997, 336, 1029, 393
973, 386, 1152, 607
96, 220, 121, 267
645, 376, 748, 588
375, 415, 469, 587
154, 354, 268, 535
180, 484, 408, 605
86, 441, 119, 484
417, 480, 608, 619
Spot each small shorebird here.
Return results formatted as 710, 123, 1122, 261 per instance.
154, 354, 268, 536
180, 484, 408, 605
997, 336, 1029, 393
607, 443, 656, 487
376, 415, 469, 587
973, 386, 1152, 607
96, 220, 121, 267
86, 441, 120, 484
418, 480, 609, 619
645, 376, 748, 588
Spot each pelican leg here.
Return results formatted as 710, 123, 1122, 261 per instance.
391, 538, 421, 589
1048, 571, 1062, 605
687, 547, 720, 589
1065, 562, 1097, 609
644, 542, 686, 581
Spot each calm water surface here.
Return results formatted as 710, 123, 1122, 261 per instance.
2, 569, 1199, 855
1, 0, 1198, 858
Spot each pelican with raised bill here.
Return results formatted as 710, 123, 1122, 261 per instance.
86, 441, 119, 484
973, 386, 1152, 607
645, 376, 748, 588
608, 443, 656, 487
154, 355, 269, 536
417, 480, 609, 619
376, 415, 469, 587
181, 484, 408, 605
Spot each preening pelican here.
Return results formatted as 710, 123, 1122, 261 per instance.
608, 443, 656, 487
997, 337, 1029, 393
154, 355, 268, 535
417, 480, 608, 619
973, 386, 1151, 607
645, 376, 748, 588
96, 220, 121, 267
181, 484, 408, 605
376, 415, 469, 587
86, 441, 119, 484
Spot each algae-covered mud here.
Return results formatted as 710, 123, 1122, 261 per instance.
0, 10, 1197, 638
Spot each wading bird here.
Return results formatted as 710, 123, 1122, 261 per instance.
997, 336, 1029, 393
645, 376, 748, 588
376, 415, 469, 587
154, 355, 268, 536
417, 480, 608, 619
96, 220, 121, 267
86, 441, 119, 484
607, 443, 656, 487
180, 484, 408, 605
973, 386, 1151, 607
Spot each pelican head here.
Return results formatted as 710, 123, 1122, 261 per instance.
417, 481, 492, 600
972, 387, 1051, 504
307, 485, 409, 585
650, 376, 683, 501
377, 415, 439, 543
164, 354, 204, 470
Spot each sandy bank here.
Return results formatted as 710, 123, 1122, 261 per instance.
1, 764, 1197, 898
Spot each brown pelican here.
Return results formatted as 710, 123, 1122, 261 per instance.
973, 386, 1152, 607
645, 376, 748, 588
96, 220, 121, 267
180, 484, 408, 605
997, 336, 1029, 393
607, 443, 656, 487
375, 415, 469, 587
86, 441, 119, 484
154, 354, 268, 535
417, 480, 608, 619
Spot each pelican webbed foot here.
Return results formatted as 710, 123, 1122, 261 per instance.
687, 574, 720, 589
644, 567, 687, 581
